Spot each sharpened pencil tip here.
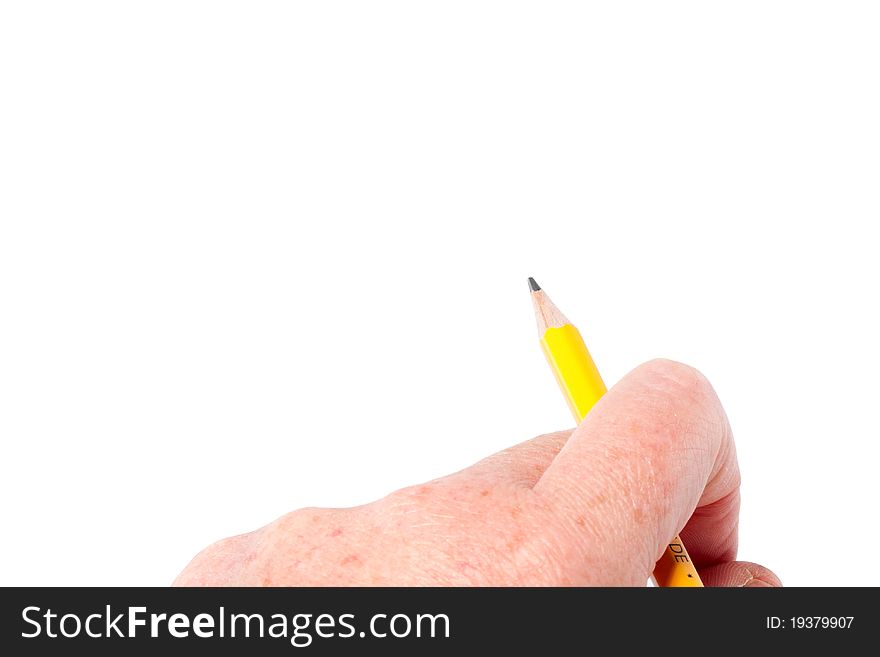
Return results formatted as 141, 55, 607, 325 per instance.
528, 277, 541, 292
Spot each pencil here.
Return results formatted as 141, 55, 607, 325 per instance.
529, 277, 703, 587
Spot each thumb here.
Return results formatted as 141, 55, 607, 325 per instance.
699, 561, 782, 587
532, 359, 741, 585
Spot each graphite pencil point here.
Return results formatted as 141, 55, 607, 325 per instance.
528, 277, 541, 292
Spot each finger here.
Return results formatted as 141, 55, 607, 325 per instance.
457, 430, 573, 486
533, 359, 741, 585
698, 561, 782, 587
679, 488, 740, 567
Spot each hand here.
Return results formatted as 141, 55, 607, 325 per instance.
174, 359, 780, 587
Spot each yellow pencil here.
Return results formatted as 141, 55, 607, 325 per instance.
529, 277, 703, 587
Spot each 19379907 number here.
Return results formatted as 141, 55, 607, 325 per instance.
767, 616, 854, 629
792, 617, 853, 629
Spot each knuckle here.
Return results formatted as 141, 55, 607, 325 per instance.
383, 482, 440, 509
639, 358, 714, 400
630, 359, 725, 452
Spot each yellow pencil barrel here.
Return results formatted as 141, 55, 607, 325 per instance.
652, 535, 702, 587
540, 324, 606, 421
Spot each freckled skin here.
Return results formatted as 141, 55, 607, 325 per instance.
173, 360, 781, 588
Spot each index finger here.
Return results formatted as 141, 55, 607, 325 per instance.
533, 359, 741, 583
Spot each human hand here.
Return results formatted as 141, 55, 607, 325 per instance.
174, 359, 780, 587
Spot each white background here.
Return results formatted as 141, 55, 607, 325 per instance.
1, 2, 877, 586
